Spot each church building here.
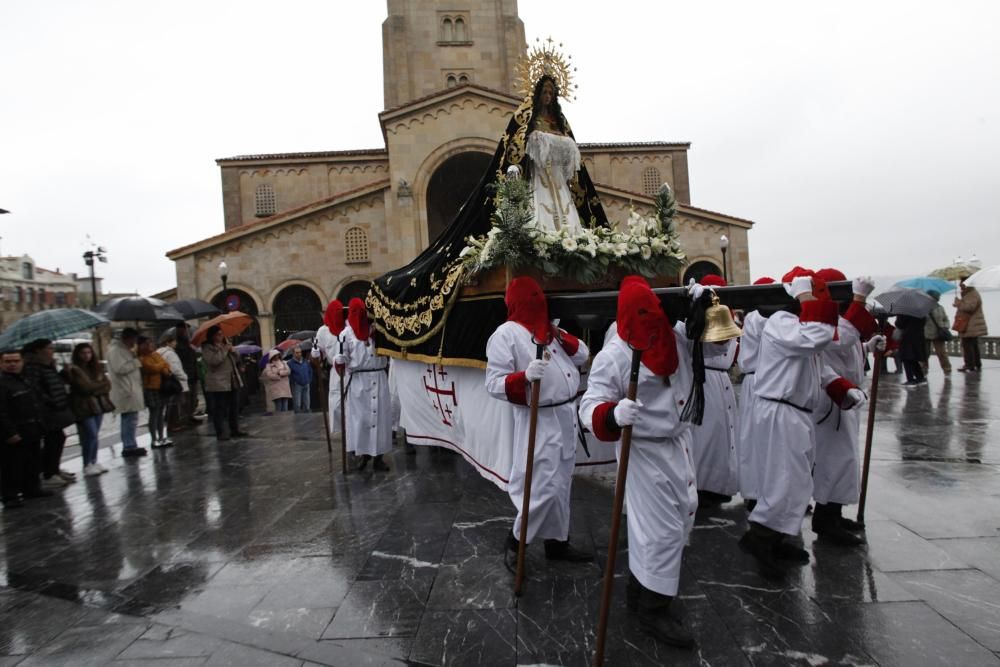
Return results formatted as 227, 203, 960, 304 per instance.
166, 0, 753, 348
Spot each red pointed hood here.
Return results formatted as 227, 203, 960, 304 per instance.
348, 298, 370, 342
701, 273, 727, 287
616, 275, 677, 376
753, 276, 775, 285
505, 277, 550, 342
324, 299, 345, 336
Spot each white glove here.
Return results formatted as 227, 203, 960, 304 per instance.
784, 275, 813, 299
613, 398, 642, 426
334, 354, 347, 366
852, 275, 875, 298
844, 388, 867, 410
865, 334, 886, 353
310, 347, 321, 359
687, 278, 705, 302
525, 358, 549, 382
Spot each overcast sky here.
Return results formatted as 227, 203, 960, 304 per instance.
2, 1, 998, 297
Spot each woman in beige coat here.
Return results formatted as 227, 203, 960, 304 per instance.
260, 350, 292, 412
954, 279, 988, 372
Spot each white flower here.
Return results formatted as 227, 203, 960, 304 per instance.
651, 237, 666, 252
460, 245, 474, 257
506, 164, 521, 179
614, 243, 628, 258
641, 245, 652, 260
598, 242, 615, 255
561, 236, 578, 252
637, 235, 649, 245
584, 243, 598, 258
627, 243, 640, 255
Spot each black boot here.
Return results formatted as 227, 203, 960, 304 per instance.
744, 498, 757, 513
738, 522, 787, 580
626, 572, 640, 612
373, 454, 389, 471
637, 584, 695, 649
812, 503, 865, 546
543, 539, 594, 563
504, 531, 520, 574
834, 503, 865, 532
356, 454, 371, 471
697, 490, 732, 506
773, 537, 810, 564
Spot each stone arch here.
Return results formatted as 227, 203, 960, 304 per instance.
335, 279, 372, 305
682, 259, 724, 285
209, 286, 262, 344
414, 137, 496, 249
271, 283, 324, 343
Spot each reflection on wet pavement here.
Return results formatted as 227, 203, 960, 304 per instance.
1, 361, 998, 665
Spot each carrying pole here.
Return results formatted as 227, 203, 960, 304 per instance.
514, 341, 546, 597
857, 349, 883, 525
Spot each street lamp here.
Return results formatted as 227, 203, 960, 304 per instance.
719, 235, 729, 283
218, 261, 229, 311
83, 246, 108, 309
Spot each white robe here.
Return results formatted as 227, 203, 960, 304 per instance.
748, 310, 837, 535
486, 322, 589, 544
314, 325, 344, 436
737, 310, 767, 500
813, 316, 865, 505
342, 327, 393, 457
691, 338, 739, 496
579, 323, 698, 597
526, 130, 582, 234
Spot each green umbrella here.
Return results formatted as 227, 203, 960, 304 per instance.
0, 308, 110, 351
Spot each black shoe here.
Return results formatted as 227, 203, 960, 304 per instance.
373, 455, 389, 472
544, 539, 594, 562
626, 572, 640, 612
697, 490, 732, 506
744, 498, 757, 512
405, 442, 417, 456
356, 455, 371, 471
232, 430, 250, 437
121, 447, 148, 458
773, 539, 810, 564
151, 441, 170, 449
738, 524, 787, 581
504, 532, 520, 574
637, 589, 695, 650
840, 516, 865, 532
812, 503, 865, 546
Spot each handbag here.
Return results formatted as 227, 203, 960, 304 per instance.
160, 374, 183, 397
97, 394, 116, 414
937, 327, 953, 341
952, 313, 969, 334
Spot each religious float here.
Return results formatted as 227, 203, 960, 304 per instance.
366, 41, 850, 490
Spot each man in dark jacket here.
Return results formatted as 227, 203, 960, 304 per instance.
22, 339, 77, 486
174, 323, 202, 428
1, 349, 50, 508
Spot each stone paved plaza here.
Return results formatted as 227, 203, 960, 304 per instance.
1, 361, 999, 666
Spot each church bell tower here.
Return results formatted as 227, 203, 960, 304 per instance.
381, 0, 526, 109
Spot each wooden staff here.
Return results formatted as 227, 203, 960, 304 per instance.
314, 354, 332, 454
338, 337, 348, 475
514, 341, 546, 597
593, 345, 643, 667
856, 347, 883, 525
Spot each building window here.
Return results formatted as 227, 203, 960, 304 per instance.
345, 227, 370, 264
56, 291, 66, 306
442, 17, 453, 41
14, 287, 22, 304
446, 74, 457, 88
439, 13, 470, 43
641, 167, 662, 196
255, 184, 276, 217
458, 74, 469, 84
38, 288, 46, 307
454, 17, 467, 41
27, 288, 34, 305
21, 262, 33, 280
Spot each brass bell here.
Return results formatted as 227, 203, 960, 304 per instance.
702, 292, 743, 342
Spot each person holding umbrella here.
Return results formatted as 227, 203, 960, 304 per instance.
923, 290, 952, 374
486, 277, 593, 574
108, 328, 147, 458
22, 339, 78, 487
201, 326, 248, 441
954, 276, 988, 372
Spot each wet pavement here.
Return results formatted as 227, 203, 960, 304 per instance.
1, 361, 999, 666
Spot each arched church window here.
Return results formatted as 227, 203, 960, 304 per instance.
442, 17, 453, 42
345, 227, 370, 264
642, 167, 662, 196
446, 74, 457, 88
255, 184, 276, 217
454, 17, 466, 41
458, 74, 469, 84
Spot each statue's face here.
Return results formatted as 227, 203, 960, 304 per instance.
541, 81, 556, 108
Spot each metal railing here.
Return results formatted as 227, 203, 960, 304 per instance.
944, 336, 999, 359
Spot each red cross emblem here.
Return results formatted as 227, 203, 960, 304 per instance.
423, 364, 458, 426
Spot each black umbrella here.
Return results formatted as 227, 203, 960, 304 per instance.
96, 296, 185, 322
874, 288, 936, 318
172, 298, 221, 320
287, 330, 316, 341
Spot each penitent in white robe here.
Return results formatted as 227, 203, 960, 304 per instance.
314, 324, 344, 436
690, 338, 740, 497
526, 130, 582, 234
579, 322, 698, 597
342, 328, 393, 457
737, 310, 767, 501
486, 322, 589, 544
747, 306, 837, 535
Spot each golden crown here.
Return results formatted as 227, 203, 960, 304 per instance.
515, 37, 577, 101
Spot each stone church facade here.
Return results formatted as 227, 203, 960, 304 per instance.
167, 0, 753, 349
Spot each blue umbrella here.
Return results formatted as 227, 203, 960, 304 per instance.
894, 276, 955, 294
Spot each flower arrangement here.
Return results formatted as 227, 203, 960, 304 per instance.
460, 168, 686, 284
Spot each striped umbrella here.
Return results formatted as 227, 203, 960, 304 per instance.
0, 308, 110, 351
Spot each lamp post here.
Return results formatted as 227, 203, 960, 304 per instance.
218, 261, 229, 311
83, 246, 108, 309
719, 235, 729, 283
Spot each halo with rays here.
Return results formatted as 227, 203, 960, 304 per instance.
515, 36, 577, 101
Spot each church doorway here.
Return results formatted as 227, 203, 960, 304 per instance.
425, 151, 492, 245
210, 288, 261, 344
272, 285, 323, 342
336, 280, 371, 304
683, 260, 724, 285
